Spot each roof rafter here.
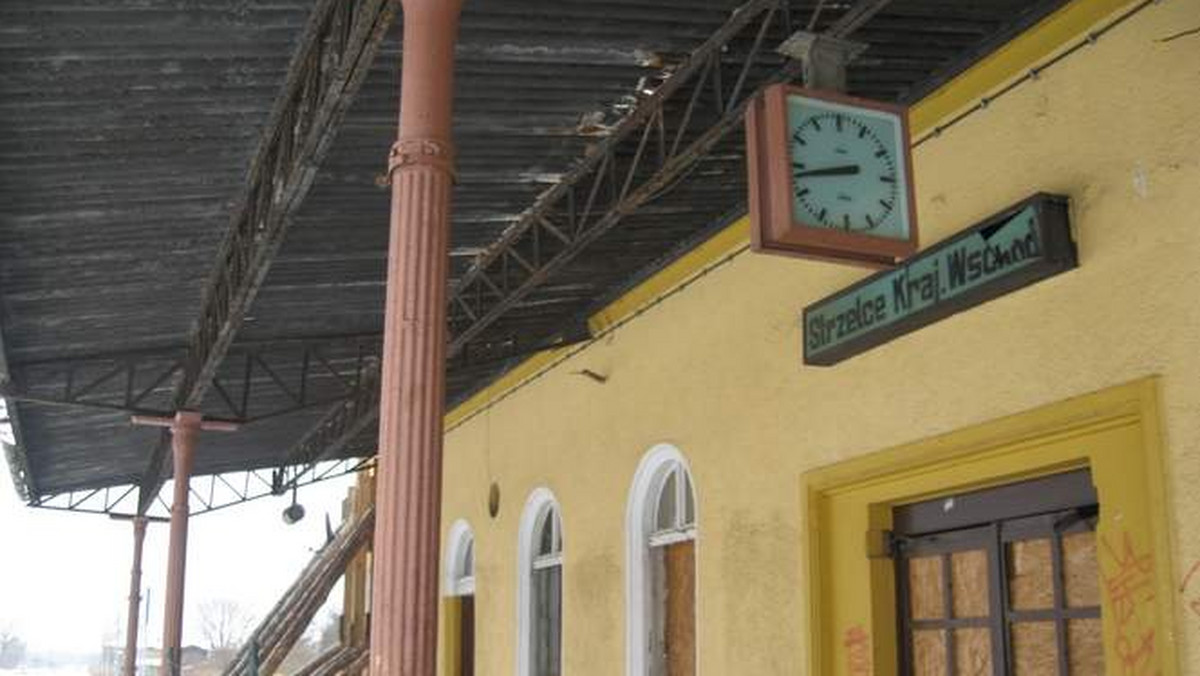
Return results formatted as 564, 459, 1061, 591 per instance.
443, 0, 892, 355
135, 0, 399, 514
1, 334, 382, 426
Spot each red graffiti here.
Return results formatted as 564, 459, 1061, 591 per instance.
1181, 560, 1200, 620
1102, 532, 1156, 623
1102, 532, 1158, 676
1113, 627, 1156, 676
843, 625, 872, 676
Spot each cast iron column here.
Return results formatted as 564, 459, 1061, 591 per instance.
123, 517, 148, 676
369, 0, 463, 674
161, 411, 201, 676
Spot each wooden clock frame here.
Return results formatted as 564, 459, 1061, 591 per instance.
746, 83, 919, 267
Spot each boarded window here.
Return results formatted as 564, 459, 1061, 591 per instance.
532, 565, 562, 676
664, 541, 696, 676
460, 596, 475, 676
530, 504, 563, 676
649, 461, 696, 676
894, 470, 1102, 676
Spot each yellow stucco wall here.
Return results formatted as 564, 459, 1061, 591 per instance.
438, 0, 1200, 674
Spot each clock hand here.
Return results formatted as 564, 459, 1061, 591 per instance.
792, 164, 860, 178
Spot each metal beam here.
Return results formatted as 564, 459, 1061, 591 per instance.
271, 326, 589, 496
274, 0, 895, 505
273, 364, 381, 493
2, 336, 382, 426
0, 282, 35, 502
444, 0, 793, 355
134, 0, 399, 514
29, 456, 375, 519
443, 0, 895, 356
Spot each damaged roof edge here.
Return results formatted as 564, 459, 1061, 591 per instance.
0, 313, 36, 502
3, 426, 34, 504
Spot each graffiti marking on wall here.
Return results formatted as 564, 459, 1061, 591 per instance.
1101, 532, 1158, 676
1181, 560, 1200, 620
843, 624, 872, 676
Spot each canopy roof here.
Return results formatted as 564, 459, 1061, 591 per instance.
0, 0, 1067, 516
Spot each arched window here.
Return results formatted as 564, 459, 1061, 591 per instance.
518, 489, 563, 676
444, 520, 476, 676
446, 520, 476, 596
627, 445, 697, 676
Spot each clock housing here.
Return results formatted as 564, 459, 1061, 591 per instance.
747, 83, 918, 266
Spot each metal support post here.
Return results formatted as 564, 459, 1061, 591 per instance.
369, 0, 463, 674
160, 411, 200, 676
131, 411, 237, 676
122, 516, 148, 676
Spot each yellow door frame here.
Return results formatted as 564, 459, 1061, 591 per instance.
801, 377, 1178, 675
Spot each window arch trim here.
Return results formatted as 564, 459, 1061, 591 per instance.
516, 487, 563, 676
444, 519, 475, 597
625, 443, 698, 676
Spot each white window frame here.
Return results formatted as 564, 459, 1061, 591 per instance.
444, 519, 475, 597
626, 443, 698, 676
516, 487, 562, 676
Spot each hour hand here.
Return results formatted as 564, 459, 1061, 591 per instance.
793, 163, 860, 178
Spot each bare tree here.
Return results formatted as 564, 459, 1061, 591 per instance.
198, 599, 253, 670
0, 625, 26, 669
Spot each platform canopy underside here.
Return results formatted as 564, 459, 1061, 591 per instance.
0, 0, 1068, 512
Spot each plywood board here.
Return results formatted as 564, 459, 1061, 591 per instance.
912, 630, 947, 676
1067, 618, 1104, 674
1063, 531, 1101, 608
665, 541, 696, 676
1011, 621, 1058, 675
909, 556, 945, 620
1008, 539, 1054, 610
952, 549, 990, 618
954, 627, 992, 676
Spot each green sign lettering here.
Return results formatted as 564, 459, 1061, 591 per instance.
803, 194, 1076, 365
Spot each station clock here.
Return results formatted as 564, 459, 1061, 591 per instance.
747, 83, 919, 266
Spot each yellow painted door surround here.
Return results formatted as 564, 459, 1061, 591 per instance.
802, 378, 1177, 676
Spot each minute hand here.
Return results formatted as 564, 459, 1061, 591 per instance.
793, 164, 860, 178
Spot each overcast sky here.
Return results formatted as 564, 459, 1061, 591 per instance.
0, 447, 355, 656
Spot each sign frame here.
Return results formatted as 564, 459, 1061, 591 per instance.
803, 193, 1077, 366
746, 83, 919, 267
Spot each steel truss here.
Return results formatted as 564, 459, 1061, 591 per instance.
133, 0, 399, 513
446, 0, 799, 355
31, 456, 374, 519
278, 0, 896, 497
3, 336, 382, 425
441, 0, 893, 354
18, 0, 897, 516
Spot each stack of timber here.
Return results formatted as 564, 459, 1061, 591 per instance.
222, 506, 375, 676
291, 643, 369, 676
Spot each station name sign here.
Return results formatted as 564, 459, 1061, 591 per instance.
803, 193, 1077, 366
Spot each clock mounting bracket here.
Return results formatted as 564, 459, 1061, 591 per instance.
777, 31, 868, 93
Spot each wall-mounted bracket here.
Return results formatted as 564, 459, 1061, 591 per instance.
777, 31, 868, 92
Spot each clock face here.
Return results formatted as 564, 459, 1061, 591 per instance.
787, 95, 912, 241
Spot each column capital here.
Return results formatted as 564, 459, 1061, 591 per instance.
173, 410, 203, 431
387, 138, 456, 179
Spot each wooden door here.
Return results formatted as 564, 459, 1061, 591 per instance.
896, 471, 1104, 676
664, 540, 696, 676
460, 595, 474, 676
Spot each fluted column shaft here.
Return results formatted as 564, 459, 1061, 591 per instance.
161, 410, 201, 676
123, 516, 148, 676
369, 1, 463, 675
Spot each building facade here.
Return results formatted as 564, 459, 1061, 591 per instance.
436, 0, 1200, 674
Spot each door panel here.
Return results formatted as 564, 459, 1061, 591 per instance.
664, 541, 695, 676
460, 595, 474, 676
